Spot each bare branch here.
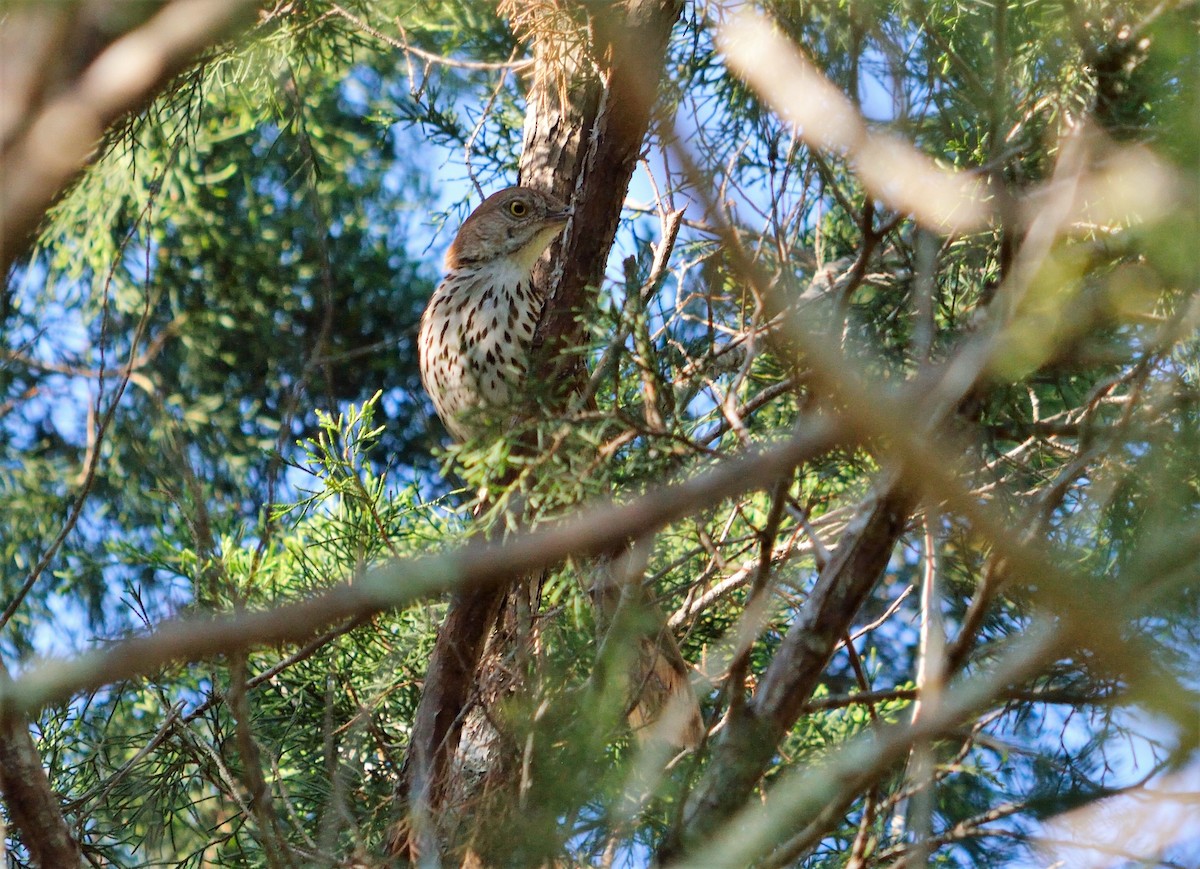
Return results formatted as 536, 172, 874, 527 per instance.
0, 0, 257, 276
0, 421, 838, 719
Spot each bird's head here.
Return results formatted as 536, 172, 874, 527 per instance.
445, 187, 571, 273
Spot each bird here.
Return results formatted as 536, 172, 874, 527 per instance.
417, 185, 704, 748
418, 186, 571, 441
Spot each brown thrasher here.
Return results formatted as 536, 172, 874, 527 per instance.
417, 186, 704, 748
419, 187, 569, 440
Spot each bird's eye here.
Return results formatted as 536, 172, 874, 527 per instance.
508, 200, 528, 217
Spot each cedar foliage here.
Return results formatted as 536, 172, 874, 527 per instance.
1, 0, 1197, 866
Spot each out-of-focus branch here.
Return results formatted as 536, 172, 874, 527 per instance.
635, 5, 1190, 856
718, 10, 992, 235
668, 623, 1059, 869
0, 0, 258, 277
665, 157, 1195, 852
0, 420, 838, 719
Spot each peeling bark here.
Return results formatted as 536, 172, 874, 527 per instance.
521, 0, 683, 380
391, 1, 683, 859
390, 584, 507, 860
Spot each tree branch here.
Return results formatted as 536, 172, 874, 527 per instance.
669, 473, 915, 856
667, 624, 1060, 869
0, 421, 837, 720
0, 0, 257, 277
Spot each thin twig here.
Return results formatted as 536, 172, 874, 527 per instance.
329, 4, 533, 71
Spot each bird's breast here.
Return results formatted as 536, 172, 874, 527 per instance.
418, 267, 544, 439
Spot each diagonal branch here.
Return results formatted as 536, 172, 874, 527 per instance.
669, 472, 915, 856
0, 0, 258, 277
667, 623, 1060, 869
0, 422, 838, 721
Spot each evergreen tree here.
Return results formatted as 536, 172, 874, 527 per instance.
1, 1, 1196, 866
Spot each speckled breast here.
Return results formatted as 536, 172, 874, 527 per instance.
417, 267, 543, 441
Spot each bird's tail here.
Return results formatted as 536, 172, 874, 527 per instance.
591, 545, 705, 750
626, 626, 705, 749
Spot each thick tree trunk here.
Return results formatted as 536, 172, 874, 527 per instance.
0, 668, 80, 867
391, 1, 682, 860
391, 584, 508, 860
520, 0, 683, 374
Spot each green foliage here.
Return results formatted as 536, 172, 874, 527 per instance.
2, 0, 1198, 866
41, 394, 449, 865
